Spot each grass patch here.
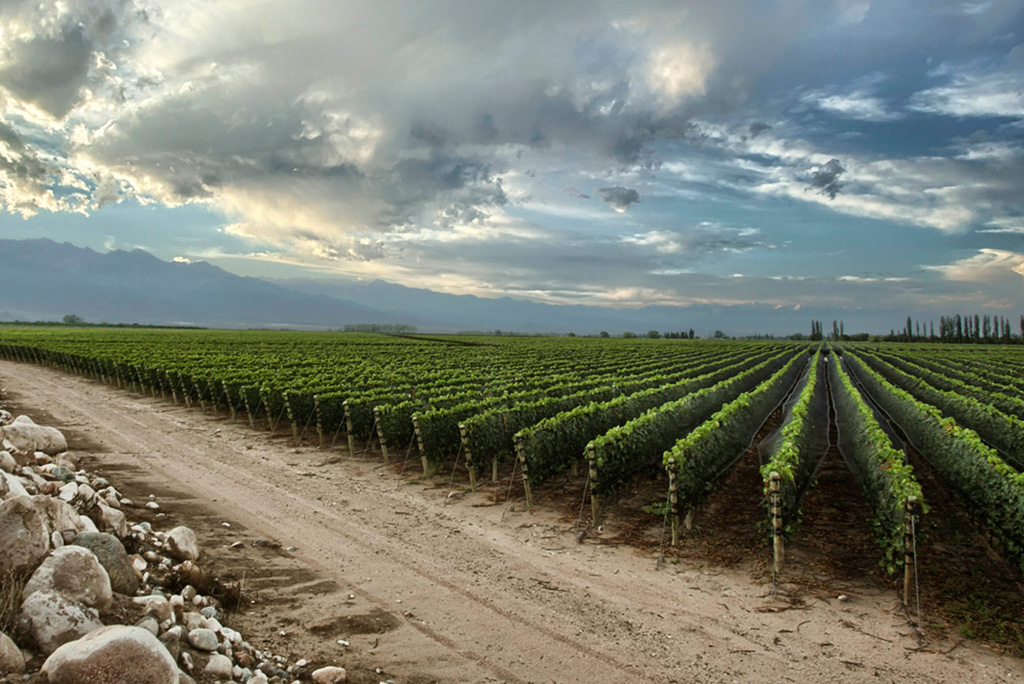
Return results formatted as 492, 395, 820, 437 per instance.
0, 569, 28, 636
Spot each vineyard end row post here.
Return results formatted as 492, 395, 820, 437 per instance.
343, 401, 356, 459
586, 443, 601, 523
459, 423, 478, 492
903, 496, 919, 611
515, 436, 533, 509
770, 471, 784, 575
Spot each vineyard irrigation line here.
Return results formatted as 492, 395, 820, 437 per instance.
296, 405, 317, 445
445, 441, 466, 499
398, 434, 417, 476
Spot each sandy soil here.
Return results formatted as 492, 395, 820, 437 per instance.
2, 358, 1023, 684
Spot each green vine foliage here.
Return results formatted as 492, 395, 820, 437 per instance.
859, 351, 1024, 468
587, 350, 803, 498
515, 350, 788, 487
831, 354, 922, 574
662, 352, 806, 515
759, 345, 825, 533
846, 353, 1024, 574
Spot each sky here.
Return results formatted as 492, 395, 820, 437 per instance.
0, 0, 1022, 332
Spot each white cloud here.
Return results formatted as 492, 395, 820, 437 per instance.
924, 248, 1024, 281
909, 62, 1024, 119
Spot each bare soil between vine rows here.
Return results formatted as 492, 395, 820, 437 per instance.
2, 358, 1022, 684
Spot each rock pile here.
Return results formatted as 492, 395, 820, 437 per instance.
0, 409, 348, 683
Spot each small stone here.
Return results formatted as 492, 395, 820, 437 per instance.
0, 450, 15, 473
838, 594, 849, 602
312, 665, 348, 684
181, 585, 197, 602
134, 595, 173, 622
135, 613, 160, 636
246, 674, 269, 684
0, 631, 25, 674
146, 501, 160, 510
48, 466, 74, 483
188, 628, 218, 652
200, 606, 219, 620
180, 651, 194, 672
204, 653, 233, 678
165, 526, 200, 561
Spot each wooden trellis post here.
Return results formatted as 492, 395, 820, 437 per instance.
667, 459, 679, 546
413, 416, 429, 476
515, 436, 533, 509
343, 401, 356, 458
770, 472, 784, 575
587, 443, 601, 523
374, 408, 389, 464
903, 496, 920, 610
459, 423, 477, 491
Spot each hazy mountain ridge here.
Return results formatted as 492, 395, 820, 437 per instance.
1, 239, 826, 334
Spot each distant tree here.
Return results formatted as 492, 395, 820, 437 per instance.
622, 331, 637, 339
566, 332, 576, 337
62, 314, 85, 325
599, 331, 610, 338
713, 330, 727, 339
688, 329, 695, 339
646, 330, 661, 339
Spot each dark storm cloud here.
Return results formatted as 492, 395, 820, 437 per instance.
599, 186, 642, 212
808, 158, 846, 200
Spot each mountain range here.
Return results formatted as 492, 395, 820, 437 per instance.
0, 239, 820, 335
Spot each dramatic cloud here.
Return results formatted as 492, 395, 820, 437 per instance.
599, 186, 642, 212
808, 158, 846, 200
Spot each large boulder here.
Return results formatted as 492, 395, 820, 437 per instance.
24, 546, 113, 611
164, 526, 200, 562
20, 589, 103, 655
0, 422, 67, 456
0, 495, 50, 574
73, 532, 141, 596
41, 624, 179, 684
0, 631, 25, 675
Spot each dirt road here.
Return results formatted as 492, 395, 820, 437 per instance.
2, 358, 1021, 684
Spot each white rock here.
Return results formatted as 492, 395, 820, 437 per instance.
12, 415, 36, 425
165, 526, 200, 561
23, 546, 113, 610
0, 410, 12, 426
0, 422, 67, 455
312, 665, 348, 684
58, 482, 79, 503
132, 554, 148, 574
184, 613, 205, 631
0, 631, 25, 675
0, 470, 28, 499
0, 495, 50, 574
95, 502, 128, 538
133, 595, 172, 623
205, 616, 223, 634
78, 515, 99, 534
180, 651, 194, 671
0, 450, 15, 473
51, 530, 65, 549
20, 589, 103, 655
146, 501, 160, 511
188, 628, 218, 652
41, 624, 178, 684
204, 653, 233, 678
247, 674, 270, 684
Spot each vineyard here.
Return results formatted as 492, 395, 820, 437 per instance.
1, 327, 1023, 651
